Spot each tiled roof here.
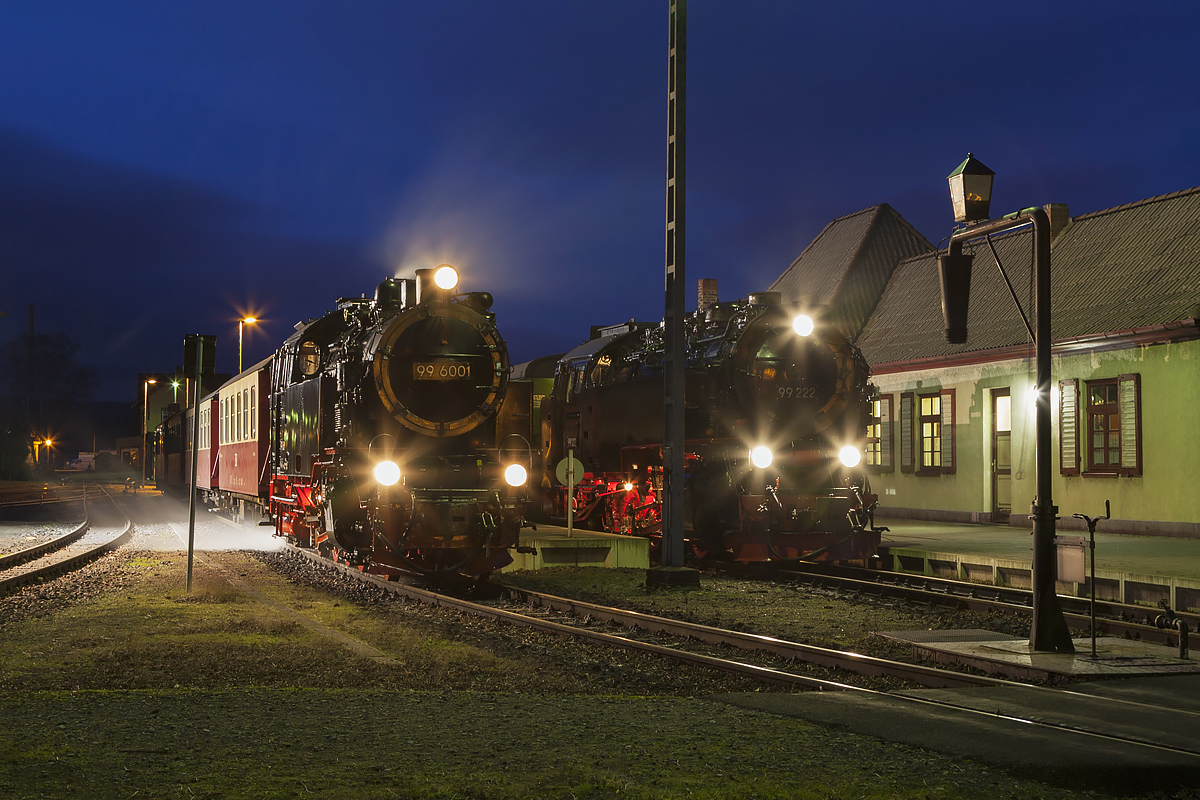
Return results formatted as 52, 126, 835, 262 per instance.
770, 204, 934, 340
856, 187, 1200, 366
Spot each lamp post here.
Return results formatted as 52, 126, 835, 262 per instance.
238, 317, 256, 373
142, 378, 157, 485
171, 380, 180, 404
941, 154, 1074, 654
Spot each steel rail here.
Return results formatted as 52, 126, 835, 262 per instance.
280, 543, 1200, 760
0, 488, 132, 594
775, 563, 1198, 646
0, 518, 90, 570
496, 583, 1011, 689
286, 544, 1006, 690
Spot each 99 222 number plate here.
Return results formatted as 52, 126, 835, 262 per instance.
413, 361, 472, 381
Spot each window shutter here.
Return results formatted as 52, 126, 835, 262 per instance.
899, 392, 914, 473
940, 388, 955, 473
879, 394, 894, 472
1059, 379, 1079, 476
1118, 373, 1141, 476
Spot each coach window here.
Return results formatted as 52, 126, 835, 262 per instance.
1080, 374, 1141, 476
865, 395, 893, 472
250, 386, 256, 439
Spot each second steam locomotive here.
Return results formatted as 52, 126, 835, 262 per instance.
538, 289, 881, 564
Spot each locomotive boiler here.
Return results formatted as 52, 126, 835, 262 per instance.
540, 290, 881, 564
268, 265, 532, 577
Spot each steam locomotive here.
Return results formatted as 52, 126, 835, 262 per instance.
539, 290, 881, 564
157, 266, 533, 578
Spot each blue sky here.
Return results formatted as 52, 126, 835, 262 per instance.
2, 1, 1197, 400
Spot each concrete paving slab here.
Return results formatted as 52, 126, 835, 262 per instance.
877, 630, 1200, 681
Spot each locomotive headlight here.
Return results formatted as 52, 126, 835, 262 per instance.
792, 314, 815, 337
750, 446, 774, 469
433, 264, 459, 290
623, 481, 634, 492
374, 460, 402, 486
838, 445, 863, 469
503, 463, 528, 487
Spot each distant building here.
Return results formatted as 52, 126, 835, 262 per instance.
774, 188, 1200, 537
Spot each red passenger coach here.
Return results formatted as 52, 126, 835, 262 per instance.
217, 361, 271, 510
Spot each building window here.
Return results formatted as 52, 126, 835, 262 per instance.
919, 393, 941, 470
1082, 374, 1141, 476
865, 394, 893, 472
901, 389, 955, 474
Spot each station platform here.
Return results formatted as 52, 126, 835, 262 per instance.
505, 524, 649, 572
876, 517, 1200, 612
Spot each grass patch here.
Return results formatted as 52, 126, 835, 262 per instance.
0, 689, 1097, 800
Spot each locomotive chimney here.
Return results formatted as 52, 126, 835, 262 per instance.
698, 278, 718, 313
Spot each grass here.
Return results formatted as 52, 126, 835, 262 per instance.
0, 551, 1128, 799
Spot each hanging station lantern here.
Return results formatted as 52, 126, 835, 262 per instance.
947, 153, 995, 224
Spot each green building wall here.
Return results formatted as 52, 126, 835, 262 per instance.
868, 337, 1198, 536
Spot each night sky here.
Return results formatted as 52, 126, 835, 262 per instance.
2, 1, 1198, 401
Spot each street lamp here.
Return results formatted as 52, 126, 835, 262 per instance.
142, 378, 157, 484
948, 153, 995, 225
239, 317, 257, 373
941, 155, 1073, 654
171, 380, 180, 404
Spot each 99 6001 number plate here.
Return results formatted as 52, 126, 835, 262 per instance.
413, 361, 472, 381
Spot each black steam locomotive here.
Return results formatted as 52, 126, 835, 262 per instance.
157, 265, 532, 579
270, 266, 533, 577
539, 290, 881, 563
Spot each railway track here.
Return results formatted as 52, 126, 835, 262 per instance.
0, 485, 132, 594
285, 543, 998, 690
768, 561, 1197, 648
277, 544, 1200, 775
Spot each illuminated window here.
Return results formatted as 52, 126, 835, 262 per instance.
865, 395, 893, 472
920, 394, 941, 469
900, 389, 955, 474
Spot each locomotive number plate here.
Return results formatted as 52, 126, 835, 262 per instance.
414, 361, 472, 381
778, 386, 818, 399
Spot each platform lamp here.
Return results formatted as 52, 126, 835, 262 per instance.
238, 317, 257, 373
941, 154, 1073, 654
142, 378, 157, 484
940, 154, 995, 344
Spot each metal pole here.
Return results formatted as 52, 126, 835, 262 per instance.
660, 0, 687, 570
567, 448, 575, 539
238, 321, 243, 374
186, 336, 203, 594
947, 208, 1073, 652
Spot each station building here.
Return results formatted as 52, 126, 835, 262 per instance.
772, 187, 1200, 538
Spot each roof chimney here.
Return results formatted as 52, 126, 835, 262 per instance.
698, 278, 718, 313
1043, 203, 1070, 242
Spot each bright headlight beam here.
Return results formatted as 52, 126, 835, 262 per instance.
374, 460, 401, 486
750, 446, 774, 469
504, 463, 528, 487
792, 314, 814, 337
838, 445, 863, 469
434, 264, 459, 290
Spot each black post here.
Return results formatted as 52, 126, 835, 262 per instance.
946, 208, 1073, 653
185, 334, 204, 594
648, 0, 698, 588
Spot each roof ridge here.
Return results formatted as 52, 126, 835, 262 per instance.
1071, 185, 1200, 222
788, 204, 884, 265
